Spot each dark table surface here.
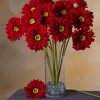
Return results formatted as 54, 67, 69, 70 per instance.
7, 89, 100, 100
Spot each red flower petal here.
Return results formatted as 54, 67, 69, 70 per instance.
69, 0, 79, 3
22, 0, 41, 15
24, 79, 46, 98
68, 0, 87, 8
21, 11, 41, 33
26, 23, 49, 51
5, 17, 23, 41
49, 17, 72, 42
72, 29, 94, 50
70, 7, 94, 30
52, 0, 72, 18
38, 2, 52, 25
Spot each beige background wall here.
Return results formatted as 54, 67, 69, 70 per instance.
0, 0, 100, 100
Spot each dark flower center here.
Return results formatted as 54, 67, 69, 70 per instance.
59, 26, 65, 32
30, 18, 35, 24
79, 16, 85, 22
13, 26, 19, 32
33, 88, 39, 94
43, 12, 49, 17
31, 7, 35, 12
80, 35, 86, 41
35, 34, 41, 41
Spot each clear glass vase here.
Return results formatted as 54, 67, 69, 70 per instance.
44, 40, 67, 97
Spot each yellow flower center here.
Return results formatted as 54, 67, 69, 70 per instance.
13, 26, 19, 32
80, 35, 86, 41
59, 26, 65, 32
30, 18, 35, 24
33, 88, 39, 94
61, 9, 67, 15
35, 34, 41, 41
31, 7, 35, 12
79, 16, 85, 22
43, 12, 49, 17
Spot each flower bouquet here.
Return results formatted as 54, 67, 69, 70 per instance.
6, 0, 94, 98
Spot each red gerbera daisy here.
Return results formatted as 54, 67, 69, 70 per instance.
29, 0, 53, 4
38, 2, 52, 25
6, 17, 22, 41
69, 0, 87, 8
24, 80, 46, 98
72, 29, 94, 50
22, 0, 39, 15
69, 0, 79, 3
21, 11, 41, 33
52, 0, 72, 18
26, 24, 48, 51
49, 17, 72, 42
71, 7, 94, 30
36, 0, 54, 3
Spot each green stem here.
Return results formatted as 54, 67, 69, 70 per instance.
52, 39, 57, 84
44, 48, 55, 83
48, 39, 57, 84
55, 42, 59, 84
58, 40, 66, 68
63, 38, 70, 56
56, 40, 65, 84
57, 37, 70, 83
54, 40, 59, 84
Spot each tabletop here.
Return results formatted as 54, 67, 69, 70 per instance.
7, 89, 100, 100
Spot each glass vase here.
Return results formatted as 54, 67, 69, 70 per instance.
44, 40, 67, 97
